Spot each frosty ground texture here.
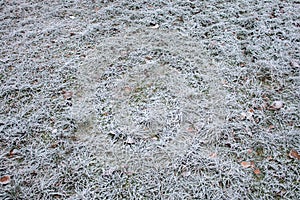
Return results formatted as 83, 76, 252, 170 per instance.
0, 0, 299, 199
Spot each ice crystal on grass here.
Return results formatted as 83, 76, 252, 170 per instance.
1, 0, 299, 199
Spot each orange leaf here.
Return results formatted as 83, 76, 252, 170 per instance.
241, 161, 251, 168
9, 149, 14, 158
289, 149, 300, 160
241, 161, 255, 168
253, 168, 261, 175
0, 175, 11, 185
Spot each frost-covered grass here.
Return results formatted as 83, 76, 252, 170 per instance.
1, 0, 299, 199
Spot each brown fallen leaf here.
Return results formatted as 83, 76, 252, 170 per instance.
176, 16, 184, 22
8, 150, 14, 158
8, 149, 19, 158
289, 149, 300, 160
239, 62, 245, 67
0, 175, 11, 185
8, 65, 14, 71
145, 56, 153, 60
248, 108, 254, 113
253, 168, 261, 175
241, 161, 251, 168
241, 161, 255, 168
50, 143, 58, 148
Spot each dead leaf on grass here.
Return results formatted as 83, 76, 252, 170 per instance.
145, 56, 153, 60
253, 168, 261, 175
248, 108, 254, 113
289, 149, 300, 160
241, 161, 255, 168
50, 143, 58, 148
8, 149, 19, 158
0, 175, 11, 185
239, 62, 246, 67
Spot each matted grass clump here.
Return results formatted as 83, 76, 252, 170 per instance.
1, 0, 299, 199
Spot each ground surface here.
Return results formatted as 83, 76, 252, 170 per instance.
1, 0, 299, 199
